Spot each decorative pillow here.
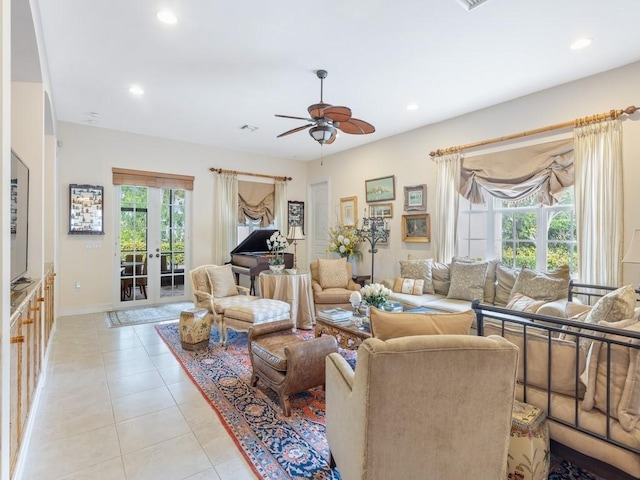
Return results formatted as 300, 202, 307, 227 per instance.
582, 285, 637, 327
399, 259, 435, 294
318, 258, 349, 289
581, 319, 640, 432
494, 264, 519, 306
206, 264, 238, 298
432, 262, 451, 295
446, 261, 488, 302
370, 308, 473, 341
509, 267, 567, 302
506, 292, 546, 313
392, 278, 425, 296
453, 257, 498, 304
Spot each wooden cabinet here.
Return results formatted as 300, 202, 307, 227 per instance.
9, 265, 55, 477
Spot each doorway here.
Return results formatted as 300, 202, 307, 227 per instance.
117, 185, 189, 305
309, 180, 329, 262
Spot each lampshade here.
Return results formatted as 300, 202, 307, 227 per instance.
309, 125, 335, 144
623, 229, 640, 263
287, 225, 305, 241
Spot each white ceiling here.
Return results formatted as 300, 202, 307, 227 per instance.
33, 0, 640, 161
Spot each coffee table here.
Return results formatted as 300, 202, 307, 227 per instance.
315, 315, 370, 350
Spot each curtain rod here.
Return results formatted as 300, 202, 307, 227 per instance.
210, 168, 292, 182
429, 105, 640, 158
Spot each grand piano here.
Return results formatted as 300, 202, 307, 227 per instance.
229, 229, 293, 295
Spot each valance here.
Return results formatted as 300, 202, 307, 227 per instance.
459, 138, 574, 205
238, 181, 275, 227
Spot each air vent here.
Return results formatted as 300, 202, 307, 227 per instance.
240, 124, 259, 132
454, 0, 489, 10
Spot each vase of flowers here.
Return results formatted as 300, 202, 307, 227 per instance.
327, 224, 363, 262
266, 231, 289, 273
360, 283, 392, 311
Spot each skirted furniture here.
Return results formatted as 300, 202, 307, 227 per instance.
310, 258, 361, 313
248, 319, 338, 416
189, 264, 259, 340
325, 334, 519, 479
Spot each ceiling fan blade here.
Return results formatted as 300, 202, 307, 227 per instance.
277, 123, 314, 138
275, 114, 314, 121
337, 118, 376, 135
307, 102, 331, 119
323, 106, 352, 123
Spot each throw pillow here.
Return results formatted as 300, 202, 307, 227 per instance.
446, 261, 488, 302
407, 255, 449, 294
453, 256, 497, 304
206, 264, 238, 298
399, 259, 435, 294
505, 292, 546, 313
318, 258, 349, 289
494, 263, 519, 306
509, 267, 567, 302
370, 308, 473, 341
392, 277, 425, 296
581, 319, 640, 432
583, 284, 637, 327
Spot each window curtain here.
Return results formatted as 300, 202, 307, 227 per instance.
274, 180, 287, 233
238, 181, 275, 227
459, 139, 574, 205
574, 118, 623, 286
434, 152, 462, 263
213, 172, 238, 265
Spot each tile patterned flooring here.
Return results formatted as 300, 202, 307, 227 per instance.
20, 313, 257, 480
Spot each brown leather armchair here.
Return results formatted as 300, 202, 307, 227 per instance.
310, 259, 361, 313
248, 319, 338, 416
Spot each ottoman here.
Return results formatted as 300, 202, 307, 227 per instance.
507, 400, 550, 480
179, 308, 212, 350
222, 298, 291, 346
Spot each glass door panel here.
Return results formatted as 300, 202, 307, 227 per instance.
159, 188, 186, 298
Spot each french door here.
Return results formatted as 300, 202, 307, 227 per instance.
117, 185, 190, 305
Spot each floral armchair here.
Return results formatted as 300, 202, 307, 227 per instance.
189, 264, 259, 336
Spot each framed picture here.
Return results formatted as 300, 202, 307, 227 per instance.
402, 214, 430, 243
404, 184, 427, 212
368, 202, 393, 218
340, 196, 358, 227
69, 184, 104, 235
365, 175, 395, 203
288, 200, 304, 234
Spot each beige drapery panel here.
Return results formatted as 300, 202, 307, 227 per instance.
213, 173, 238, 265
459, 139, 574, 205
238, 181, 275, 227
434, 152, 462, 263
274, 180, 288, 233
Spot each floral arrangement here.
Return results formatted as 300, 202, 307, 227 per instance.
360, 283, 391, 309
327, 224, 363, 261
266, 231, 289, 265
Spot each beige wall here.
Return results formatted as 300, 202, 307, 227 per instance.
56, 123, 309, 315
308, 61, 640, 284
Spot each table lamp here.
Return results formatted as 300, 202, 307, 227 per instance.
287, 225, 305, 269
622, 228, 640, 288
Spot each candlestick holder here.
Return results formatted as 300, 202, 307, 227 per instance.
356, 217, 390, 283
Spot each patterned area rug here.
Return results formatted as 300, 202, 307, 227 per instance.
155, 323, 609, 480
106, 301, 194, 327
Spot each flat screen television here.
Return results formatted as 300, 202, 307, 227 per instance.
10, 150, 29, 284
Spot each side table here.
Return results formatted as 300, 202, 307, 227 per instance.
352, 275, 371, 287
258, 271, 315, 329
508, 400, 550, 480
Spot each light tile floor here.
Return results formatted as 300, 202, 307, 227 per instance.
21, 313, 258, 480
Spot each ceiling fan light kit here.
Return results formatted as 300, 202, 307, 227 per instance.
276, 69, 375, 146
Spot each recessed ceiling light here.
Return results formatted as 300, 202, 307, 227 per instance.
157, 9, 177, 25
570, 37, 592, 50
129, 85, 144, 96
407, 104, 419, 111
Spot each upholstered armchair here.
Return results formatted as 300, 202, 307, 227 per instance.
325, 334, 519, 480
189, 264, 258, 336
310, 258, 361, 313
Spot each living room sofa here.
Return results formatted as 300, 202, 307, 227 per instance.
472, 282, 640, 479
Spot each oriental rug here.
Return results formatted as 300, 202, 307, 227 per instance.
106, 301, 194, 327
155, 322, 607, 480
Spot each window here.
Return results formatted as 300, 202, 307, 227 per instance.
237, 216, 275, 245
457, 188, 577, 273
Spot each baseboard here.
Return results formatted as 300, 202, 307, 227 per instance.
58, 303, 113, 317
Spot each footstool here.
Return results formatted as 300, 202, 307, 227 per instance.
507, 400, 550, 480
222, 298, 291, 346
179, 307, 212, 350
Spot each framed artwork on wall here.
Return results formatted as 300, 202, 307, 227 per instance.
404, 184, 427, 212
365, 175, 395, 203
368, 202, 393, 218
402, 214, 430, 243
288, 200, 304, 234
340, 196, 358, 227
69, 184, 104, 235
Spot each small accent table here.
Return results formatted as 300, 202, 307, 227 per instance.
178, 308, 211, 351
315, 316, 371, 350
352, 275, 371, 287
508, 400, 550, 480
259, 271, 315, 330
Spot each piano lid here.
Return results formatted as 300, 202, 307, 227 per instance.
231, 229, 281, 254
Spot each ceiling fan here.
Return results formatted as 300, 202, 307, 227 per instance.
275, 69, 375, 145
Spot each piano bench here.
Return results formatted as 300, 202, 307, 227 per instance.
222, 299, 291, 347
